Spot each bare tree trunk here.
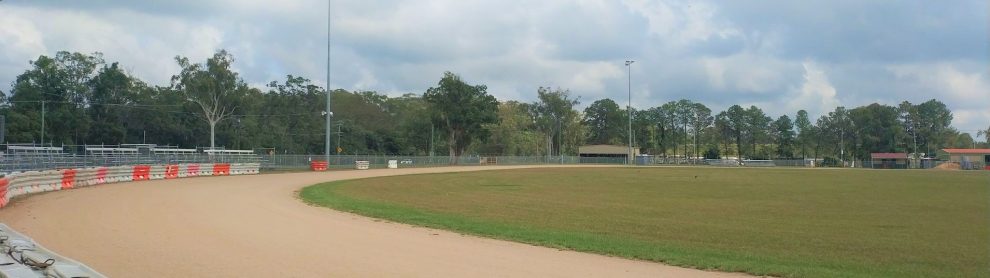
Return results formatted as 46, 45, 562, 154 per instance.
210, 121, 216, 150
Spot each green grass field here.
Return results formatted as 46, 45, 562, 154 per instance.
300, 167, 990, 278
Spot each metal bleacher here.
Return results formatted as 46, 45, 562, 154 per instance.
1, 145, 77, 172
0, 144, 261, 173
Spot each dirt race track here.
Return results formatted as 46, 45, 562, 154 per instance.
0, 166, 748, 277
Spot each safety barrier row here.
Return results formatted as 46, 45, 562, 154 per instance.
0, 163, 260, 209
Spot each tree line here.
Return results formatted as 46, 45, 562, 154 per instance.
1, 50, 987, 162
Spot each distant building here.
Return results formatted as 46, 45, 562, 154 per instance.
939, 149, 990, 170
869, 153, 908, 169
578, 145, 638, 163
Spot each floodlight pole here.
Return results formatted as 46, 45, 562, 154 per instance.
332, 0, 340, 162
40, 101, 45, 146
625, 60, 634, 164
558, 115, 563, 164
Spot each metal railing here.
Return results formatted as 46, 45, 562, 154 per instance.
2, 153, 981, 173
0, 153, 261, 173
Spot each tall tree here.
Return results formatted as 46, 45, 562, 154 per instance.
823, 106, 852, 164
6, 52, 103, 145
423, 72, 499, 163
978, 125, 990, 145
87, 62, 135, 144
848, 103, 901, 160
724, 105, 747, 160
171, 50, 246, 151
914, 99, 953, 155
773, 115, 795, 158
713, 112, 731, 158
690, 102, 712, 161
675, 99, 694, 160
532, 87, 580, 158
478, 101, 541, 156
898, 101, 921, 156
583, 98, 625, 145
744, 106, 772, 159
795, 110, 812, 159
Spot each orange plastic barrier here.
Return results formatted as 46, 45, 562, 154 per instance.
0, 178, 8, 208
95, 167, 108, 184
187, 164, 200, 177
133, 165, 152, 181
310, 160, 329, 171
212, 163, 231, 176
165, 164, 180, 179
61, 169, 77, 190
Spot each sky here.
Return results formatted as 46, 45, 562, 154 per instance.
1, 0, 988, 140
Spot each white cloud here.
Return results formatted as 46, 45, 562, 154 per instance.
887, 62, 990, 139
0, 0, 984, 137
0, 5, 226, 87
621, 0, 741, 46
0, 8, 47, 88
786, 61, 841, 117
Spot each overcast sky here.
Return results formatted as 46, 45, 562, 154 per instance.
1, 0, 987, 139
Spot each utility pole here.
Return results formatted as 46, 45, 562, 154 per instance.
336, 123, 342, 154
625, 60, 634, 164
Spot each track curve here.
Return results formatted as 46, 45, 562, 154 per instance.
0, 166, 746, 277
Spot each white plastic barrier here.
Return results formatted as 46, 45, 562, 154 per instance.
230, 163, 261, 175
355, 161, 370, 170
107, 166, 133, 183
0, 223, 107, 278
388, 160, 398, 169
6, 170, 61, 198
149, 164, 167, 180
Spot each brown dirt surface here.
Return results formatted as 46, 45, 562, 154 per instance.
934, 162, 961, 170
0, 165, 750, 277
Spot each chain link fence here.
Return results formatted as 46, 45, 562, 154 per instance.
3, 152, 974, 174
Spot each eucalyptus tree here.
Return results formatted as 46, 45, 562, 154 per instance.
423, 72, 499, 163
532, 87, 580, 157
171, 50, 247, 151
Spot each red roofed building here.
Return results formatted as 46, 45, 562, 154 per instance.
869, 153, 908, 169
939, 149, 990, 170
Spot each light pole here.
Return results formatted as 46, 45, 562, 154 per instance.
625, 60, 634, 164
558, 114, 563, 164
332, 0, 340, 162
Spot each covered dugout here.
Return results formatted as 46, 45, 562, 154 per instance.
578, 145, 639, 163
869, 153, 908, 169
939, 149, 990, 170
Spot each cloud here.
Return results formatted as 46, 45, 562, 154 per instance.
0, 0, 986, 136
886, 62, 990, 139
786, 61, 841, 117
0, 7, 47, 88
